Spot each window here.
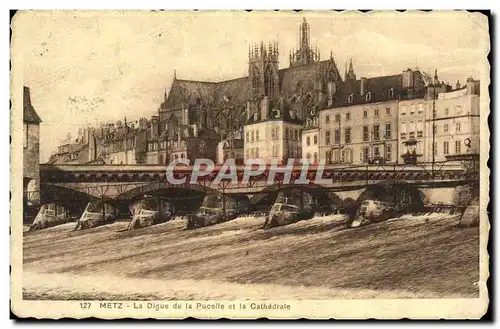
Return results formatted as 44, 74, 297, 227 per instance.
348, 94, 354, 103
388, 89, 394, 99
443, 141, 449, 155
325, 115, 330, 124
313, 135, 318, 145
455, 140, 461, 154
313, 152, 318, 164
335, 113, 341, 122
444, 124, 449, 133
246, 132, 249, 142
306, 136, 311, 146
289, 128, 294, 140
410, 105, 416, 114
434, 142, 438, 155
363, 126, 369, 141
410, 121, 416, 132
334, 129, 340, 144
325, 131, 331, 145
256, 130, 259, 141
385, 123, 391, 138
445, 108, 449, 116
401, 106, 407, 115
255, 147, 259, 158
345, 113, 351, 121
363, 110, 368, 118
386, 145, 392, 161
294, 129, 299, 141
285, 128, 289, 140
363, 147, 369, 163
341, 149, 346, 163
272, 145, 278, 157
417, 121, 423, 137
333, 150, 339, 163
401, 123, 407, 133
373, 124, 380, 140
250, 131, 254, 142
456, 106, 463, 115
456, 122, 461, 132
365, 92, 372, 102
345, 128, 351, 144
306, 153, 311, 160
374, 146, 380, 157
326, 150, 332, 164
386, 107, 391, 115
374, 108, 379, 117
418, 104, 424, 113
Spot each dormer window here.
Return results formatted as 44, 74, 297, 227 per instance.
388, 88, 394, 99
347, 94, 354, 104
365, 92, 372, 102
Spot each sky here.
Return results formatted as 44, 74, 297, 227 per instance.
13, 11, 489, 163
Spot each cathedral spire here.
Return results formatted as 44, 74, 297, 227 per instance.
346, 58, 356, 81
173, 69, 177, 80
289, 17, 319, 67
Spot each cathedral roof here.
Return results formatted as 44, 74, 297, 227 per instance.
165, 79, 217, 109
164, 59, 342, 111
24, 86, 42, 124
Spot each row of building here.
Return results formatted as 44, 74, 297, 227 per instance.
47, 18, 480, 167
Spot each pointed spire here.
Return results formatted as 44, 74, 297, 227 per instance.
173, 69, 177, 80
456, 79, 461, 89
164, 88, 167, 102
434, 69, 439, 85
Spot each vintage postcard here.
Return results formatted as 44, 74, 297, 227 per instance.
10, 10, 490, 319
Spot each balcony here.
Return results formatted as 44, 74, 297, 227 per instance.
417, 131, 423, 138
400, 132, 407, 139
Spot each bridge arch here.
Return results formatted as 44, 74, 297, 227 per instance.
249, 183, 336, 209
356, 180, 425, 212
39, 184, 97, 216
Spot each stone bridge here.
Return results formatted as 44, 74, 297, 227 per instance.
37, 162, 478, 206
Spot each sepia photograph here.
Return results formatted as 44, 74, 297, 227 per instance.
10, 9, 490, 319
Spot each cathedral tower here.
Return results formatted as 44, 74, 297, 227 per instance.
248, 40, 280, 99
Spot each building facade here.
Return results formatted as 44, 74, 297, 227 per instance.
398, 98, 427, 163
244, 106, 302, 163
301, 115, 320, 164
319, 69, 425, 164
426, 78, 480, 162
23, 86, 42, 205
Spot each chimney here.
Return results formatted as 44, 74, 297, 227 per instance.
360, 77, 367, 96
261, 96, 269, 120
466, 77, 476, 95
151, 115, 159, 138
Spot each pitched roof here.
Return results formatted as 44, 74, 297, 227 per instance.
23, 86, 42, 124
165, 79, 217, 109
331, 74, 404, 108
214, 76, 251, 105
